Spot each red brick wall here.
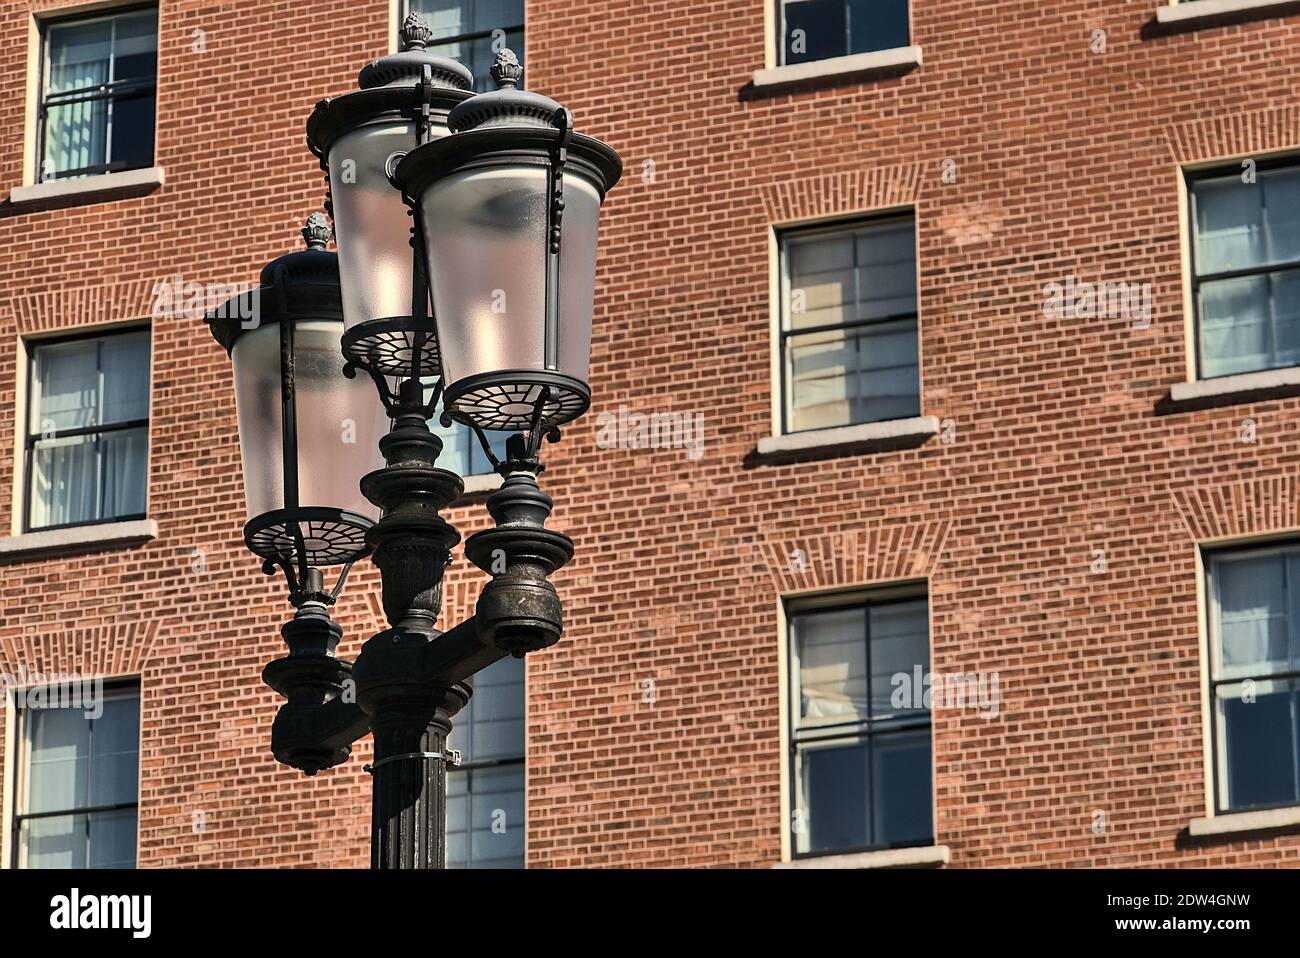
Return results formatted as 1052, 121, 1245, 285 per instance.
2, 0, 1300, 868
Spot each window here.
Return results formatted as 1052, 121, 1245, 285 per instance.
779, 215, 920, 434
12, 684, 140, 869
430, 415, 510, 479
406, 0, 524, 92
24, 328, 151, 532
38, 6, 158, 181
421, 385, 509, 478
446, 655, 525, 867
1189, 160, 1300, 379
788, 591, 932, 857
1207, 544, 1300, 814
778, 0, 909, 67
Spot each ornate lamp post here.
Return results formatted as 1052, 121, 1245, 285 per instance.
205, 14, 621, 869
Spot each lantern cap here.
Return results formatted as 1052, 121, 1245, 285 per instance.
258, 213, 338, 289
447, 48, 562, 132
306, 12, 473, 159
206, 215, 342, 354
356, 12, 474, 92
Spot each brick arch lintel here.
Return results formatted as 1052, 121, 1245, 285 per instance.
0, 619, 160, 683
761, 163, 923, 226
755, 519, 952, 596
1163, 103, 1300, 166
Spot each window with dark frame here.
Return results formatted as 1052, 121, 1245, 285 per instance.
12, 683, 140, 869
445, 655, 525, 867
25, 328, 151, 532
1188, 159, 1300, 380
778, 0, 909, 67
779, 214, 920, 434
406, 0, 525, 93
1207, 543, 1300, 815
420, 382, 510, 478
430, 408, 510, 478
788, 591, 933, 857
38, 5, 158, 182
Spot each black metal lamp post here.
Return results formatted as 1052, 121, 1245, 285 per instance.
206, 13, 620, 869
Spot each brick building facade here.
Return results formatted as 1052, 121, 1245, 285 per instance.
2, 0, 1300, 869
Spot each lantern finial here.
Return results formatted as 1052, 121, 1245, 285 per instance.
302, 212, 332, 250
491, 48, 522, 90
400, 11, 432, 51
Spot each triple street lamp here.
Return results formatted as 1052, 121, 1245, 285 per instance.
205, 13, 620, 868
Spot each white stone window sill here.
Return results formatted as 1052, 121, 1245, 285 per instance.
774, 845, 950, 869
758, 416, 939, 456
1155, 0, 1299, 24
1189, 805, 1300, 838
459, 472, 502, 497
8, 166, 165, 207
1169, 366, 1300, 403
0, 519, 158, 560
752, 46, 922, 89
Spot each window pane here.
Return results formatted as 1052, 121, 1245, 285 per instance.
787, 320, 920, 430
794, 607, 866, 726
46, 19, 111, 94
428, 402, 509, 478
448, 654, 524, 763
21, 814, 86, 868
1198, 274, 1270, 377
855, 220, 917, 320
88, 809, 137, 868
783, 0, 847, 65
446, 770, 469, 865
19, 810, 137, 869
796, 739, 868, 854
429, 415, 473, 477
101, 427, 148, 519
1195, 168, 1300, 275
108, 93, 155, 170
468, 429, 509, 475
869, 599, 929, 720
788, 233, 854, 331
848, 0, 909, 55
1213, 551, 1290, 679
30, 434, 99, 528
43, 98, 108, 177
1216, 680, 1299, 812
32, 339, 99, 433
1199, 267, 1300, 378
447, 765, 525, 868
111, 10, 158, 83
27, 707, 91, 814
430, 31, 525, 92
1195, 175, 1268, 275
1263, 168, 1300, 265
30, 428, 147, 529
89, 695, 141, 808
413, 0, 523, 36
99, 330, 150, 424
871, 730, 932, 845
